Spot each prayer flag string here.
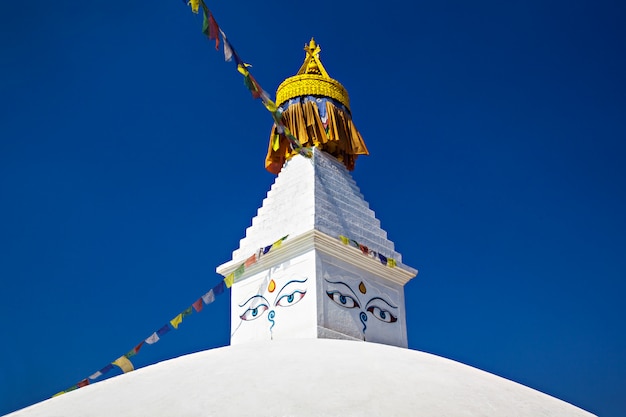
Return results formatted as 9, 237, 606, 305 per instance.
188, 0, 312, 158
52, 235, 289, 397
338, 235, 398, 268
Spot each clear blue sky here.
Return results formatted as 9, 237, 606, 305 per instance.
1, 0, 624, 415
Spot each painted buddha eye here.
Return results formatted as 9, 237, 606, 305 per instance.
326, 291, 360, 309
366, 306, 397, 323
239, 304, 269, 321
275, 290, 306, 307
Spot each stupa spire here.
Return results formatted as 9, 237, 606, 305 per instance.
265, 39, 369, 174
296, 38, 330, 78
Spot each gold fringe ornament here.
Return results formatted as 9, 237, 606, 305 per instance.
265, 38, 368, 174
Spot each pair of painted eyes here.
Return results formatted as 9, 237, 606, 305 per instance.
240, 290, 306, 321
326, 291, 397, 323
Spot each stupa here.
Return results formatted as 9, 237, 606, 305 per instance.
4, 40, 595, 417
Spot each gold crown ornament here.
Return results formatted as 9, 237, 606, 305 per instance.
275, 38, 351, 111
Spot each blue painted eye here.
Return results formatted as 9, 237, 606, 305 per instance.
240, 304, 269, 321
326, 291, 360, 309
275, 290, 306, 307
366, 306, 397, 323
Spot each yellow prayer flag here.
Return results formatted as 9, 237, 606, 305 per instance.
224, 273, 235, 288
170, 313, 183, 329
236, 63, 252, 76
112, 356, 134, 373
188, 0, 200, 13
387, 258, 397, 268
272, 134, 280, 151
52, 385, 77, 397
272, 239, 283, 250
339, 235, 349, 245
263, 99, 278, 113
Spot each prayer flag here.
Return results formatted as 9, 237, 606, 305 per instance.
272, 238, 284, 250
224, 273, 235, 288
112, 356, 134, 373
263, 245, 272, 254
192, 298, 203, 312
273, 112, 283, 127
187, 0, 200, 13
272, 133, 280, 152
157, 324, 171, 337
244, 73, 262, 99
220, 30, 233, 62
378, 254, 387, 266
387, 258, 397, 268
53, 385, 77, 397
170, 313, 183, 329
202, 289, 215, 304
236, 63, 251, 76
89, 371, 102, 380
245, 254, 256, 267
99, 364, 114, 375
359, 244, 369, 255
202, 8, 220, 50
339, 235, 350, 245
231, 48, 244, 67
265, 99, 278, 114
125, 341, 144, 358
77, 379, 89, 388
260, 90, 273, 108
213, 280, 225, 295
234, 264, 245, 278
182, 306, 193, 319
145, 332, 160, 345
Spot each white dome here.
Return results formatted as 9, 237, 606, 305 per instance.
6, 339, 594, 417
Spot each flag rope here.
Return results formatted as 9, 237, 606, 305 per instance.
52, 235, 288, 397
187, 0, 311, 158
338, 235, 398, 268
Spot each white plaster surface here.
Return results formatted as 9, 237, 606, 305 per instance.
232, 149, 402, 264
319, 254, 408, 347
6, 339, 595, 417
231, 252, 317, 344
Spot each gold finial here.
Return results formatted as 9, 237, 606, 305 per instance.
297, 37, 330, 78
276, 37, 350, 109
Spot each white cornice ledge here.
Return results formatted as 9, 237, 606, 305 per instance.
216, 230, 417, 286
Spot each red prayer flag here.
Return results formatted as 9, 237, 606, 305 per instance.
192, 298, 203, 313
133, 341, 144, 354
77, 379, 89, 388
248, 74, 262, 99
208, 12, 220, 50
202, 6, 220, 50
245, 254, 256, 267
125, 341, 145, 358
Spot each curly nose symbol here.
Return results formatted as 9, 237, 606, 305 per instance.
268, 310, 276, 331
359, 311, 368, 333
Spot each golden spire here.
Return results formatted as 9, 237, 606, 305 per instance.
266, 38, 368, 175
296, 38, 330, 77
275, 38, 350, 110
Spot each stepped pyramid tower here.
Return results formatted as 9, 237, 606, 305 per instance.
217, 38, 416, 347
5, 40, 596, 417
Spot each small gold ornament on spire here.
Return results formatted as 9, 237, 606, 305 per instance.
297, 38, 330, 77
